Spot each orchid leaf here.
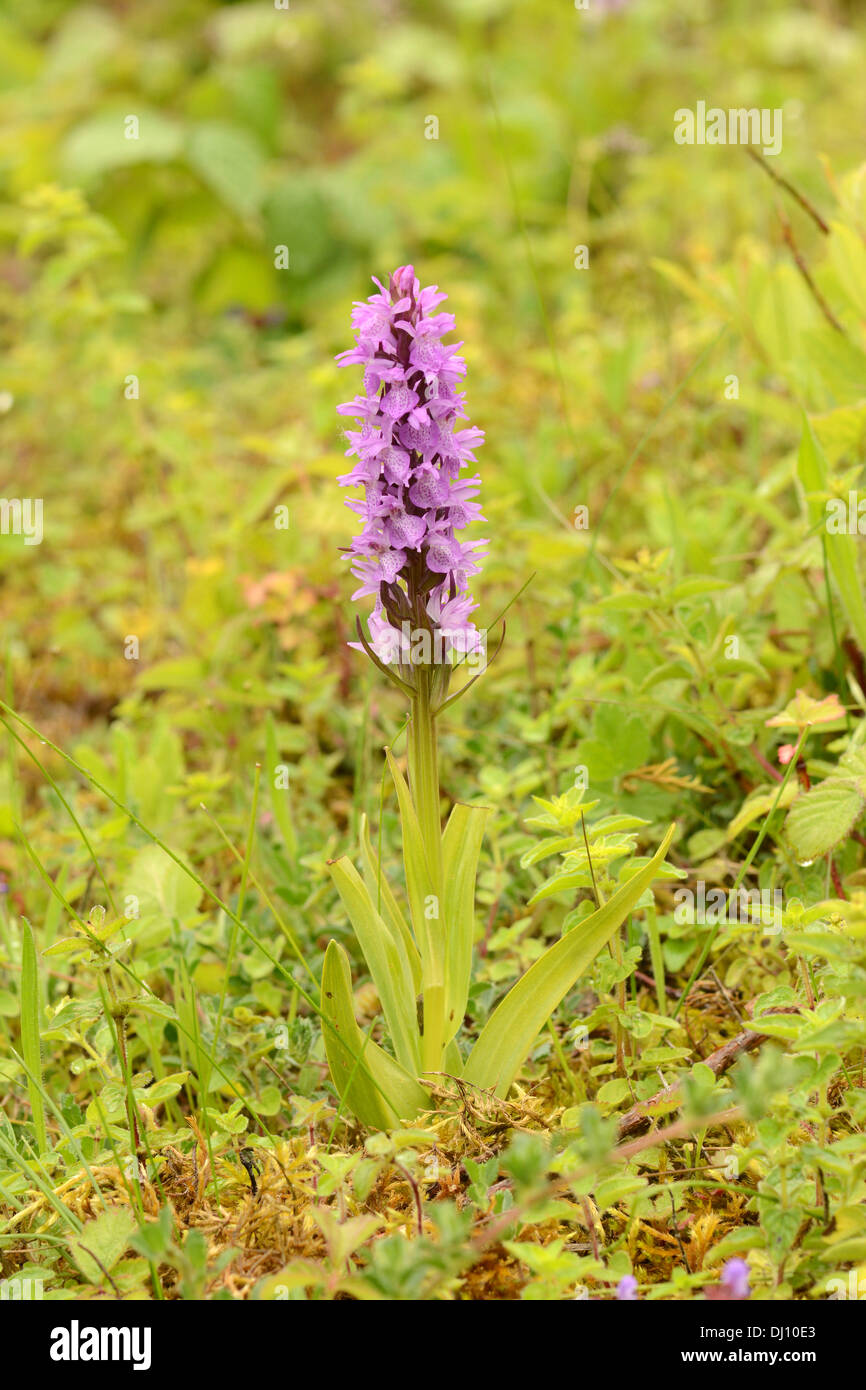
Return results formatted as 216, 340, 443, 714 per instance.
442, 803, 490, 1044
321, 941, 429, 1129
359, 813, 422, 994
384, 748, 444, 990
328, 857, 420, 1072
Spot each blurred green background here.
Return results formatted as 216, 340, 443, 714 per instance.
2, 0, 866, 890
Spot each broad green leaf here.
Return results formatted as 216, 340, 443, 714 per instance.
124, 843, 201, 924
19, 919, 47, 1154
321, 941, 428, 1129
786, 780, 864, 860
442, 803, 490, 1044
578, 708, 651, 782
798, 415, 866, 654
463, 825, 676, 1098
801, 327, 866, 398
61, 108, 184, 182
247, 1085, 282, 1116
592, 815, 651, 835
785, 748, 866, 861
359, 814, 421, 993
68, 1208, 137, 1284
213, 1111, 248, 1135
328, 857, 420, 1071
186, 121, 266, 218
827, 220, 866, 320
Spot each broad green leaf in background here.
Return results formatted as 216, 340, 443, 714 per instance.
462, 825, 676, 1098
124, 844, 201, 925
786, 745, 866, 860
798, 414, 866, 655
61, 108, 184, 182
786, 781, 863, 861
827, 220, 866, 320
186, 121, 266, 219
578, 706, 651, 782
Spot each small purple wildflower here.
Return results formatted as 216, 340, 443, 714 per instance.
721, 1257, 751, 1300
616, 1275, 638, 1301
336, 266, 487, 668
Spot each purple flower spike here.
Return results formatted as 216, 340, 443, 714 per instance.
336, 266, 487, 672
721, 1258, 751, 1300
616, 1275, 638, 1301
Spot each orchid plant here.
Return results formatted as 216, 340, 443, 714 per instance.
325, 265, 674, 1128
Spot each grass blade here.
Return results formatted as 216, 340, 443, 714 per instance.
19, 917, 48, 1154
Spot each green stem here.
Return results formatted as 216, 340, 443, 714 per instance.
408, 675, 443, 884
408, 670, 445, 1070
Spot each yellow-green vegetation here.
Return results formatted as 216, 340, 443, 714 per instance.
3, 0, 866, 1303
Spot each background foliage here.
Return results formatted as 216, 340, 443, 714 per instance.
3, 0, 866, 1301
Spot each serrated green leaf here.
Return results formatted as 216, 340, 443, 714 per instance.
786, 780, 864, 860
68, 1208, 137, 1284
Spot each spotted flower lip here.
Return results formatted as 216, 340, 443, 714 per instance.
336, 265, 486, 665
